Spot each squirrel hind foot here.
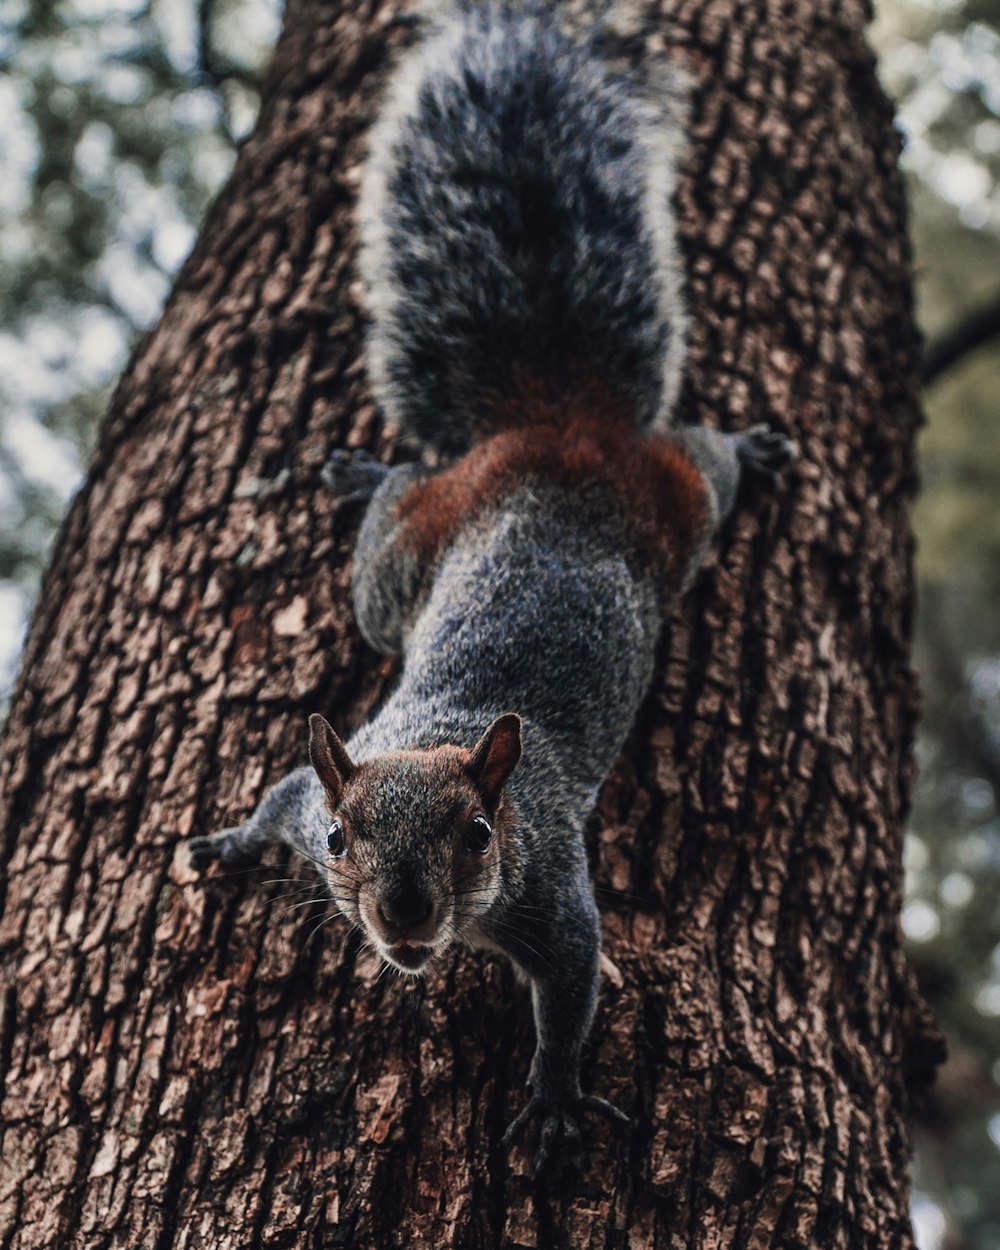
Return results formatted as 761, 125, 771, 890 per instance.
321, 447, 390, 504
502, 1088, 631, 1177
735, 426, 799, 480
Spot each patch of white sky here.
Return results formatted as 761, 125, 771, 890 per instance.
152, 0, 199, 74
0, 0, 282, 700
211, 0, 283, 72
878, 0, 1000, 229
912, 1194, 948, 1250
0, 80, 38, 217
0, 584, 28, 707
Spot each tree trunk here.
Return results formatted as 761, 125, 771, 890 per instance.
0, 0, 944, 1246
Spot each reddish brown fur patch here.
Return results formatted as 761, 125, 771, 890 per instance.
480, 365, 637, 433
395, 413, 711, 578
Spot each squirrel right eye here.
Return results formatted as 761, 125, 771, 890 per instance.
463, 814, 492, 854
326, 819, 347, 858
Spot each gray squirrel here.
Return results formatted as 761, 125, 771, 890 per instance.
187, 0, 795, 1175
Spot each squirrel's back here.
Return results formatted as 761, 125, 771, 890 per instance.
359, 1, 689, 456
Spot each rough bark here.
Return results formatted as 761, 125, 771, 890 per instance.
0, 0, 944, 1246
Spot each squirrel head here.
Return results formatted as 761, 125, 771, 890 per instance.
307, 712, 522, 975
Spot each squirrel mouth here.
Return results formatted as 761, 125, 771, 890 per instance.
385, 940, 433, 972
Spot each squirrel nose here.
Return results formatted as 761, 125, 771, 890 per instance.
378, 885, 433, 931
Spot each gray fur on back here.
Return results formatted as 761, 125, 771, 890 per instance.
343, 481, 662, 956
348, 483, 661, 811
358, 0, 689, 455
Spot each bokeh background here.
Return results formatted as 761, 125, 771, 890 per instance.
0, 1, 998, 1245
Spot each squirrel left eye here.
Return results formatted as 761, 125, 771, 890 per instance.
326, 819, 347, 858
463, 815, 492, 854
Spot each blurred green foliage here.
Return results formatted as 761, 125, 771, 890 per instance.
0, 0, 278, 674
1, 0, 999, 1246
872, 2, 1000, 1245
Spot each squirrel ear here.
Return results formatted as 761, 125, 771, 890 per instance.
467, 713, 522, 808
308, 714, 355, 802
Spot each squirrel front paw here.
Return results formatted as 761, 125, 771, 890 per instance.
187, 826, 259, 872
736, 425, 799, 480
320, 447, 389, 503
502, 1087, 630, 1176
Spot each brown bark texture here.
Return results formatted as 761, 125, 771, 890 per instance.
0, 0, 945, 1246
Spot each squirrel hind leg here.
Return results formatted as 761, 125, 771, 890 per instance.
351, 462, 434, 657
735, 425, 799, 481
667, 424, 796, 524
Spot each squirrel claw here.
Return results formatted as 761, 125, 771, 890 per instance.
321, 447, 388, 503
501, 1098, 539, 1148
503, 1096, 584, 1175
579, 1092, 631, 1126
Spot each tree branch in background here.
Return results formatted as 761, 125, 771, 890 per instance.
923, 292, 1000, 386
920, 581, 1000, 790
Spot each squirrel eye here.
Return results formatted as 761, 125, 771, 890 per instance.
463, 814, 492, 854
326, 819, 347, 858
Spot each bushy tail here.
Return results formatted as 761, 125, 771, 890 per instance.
358, 1, 689, 458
